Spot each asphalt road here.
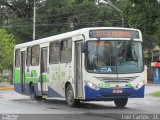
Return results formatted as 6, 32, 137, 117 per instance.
0, 86, 160, 120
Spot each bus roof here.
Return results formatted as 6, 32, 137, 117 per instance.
15, 27, 141, 49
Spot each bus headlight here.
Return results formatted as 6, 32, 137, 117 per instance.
134, 82, 144, 90
85, 81, 100, 90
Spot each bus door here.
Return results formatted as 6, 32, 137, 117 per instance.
75, 41, 84, 98
20, 51, 25, 93
40, 47, 48, 95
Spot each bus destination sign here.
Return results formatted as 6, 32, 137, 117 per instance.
89, 29, 139, 39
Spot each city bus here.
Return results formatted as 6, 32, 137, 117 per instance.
13, 27, 144, 107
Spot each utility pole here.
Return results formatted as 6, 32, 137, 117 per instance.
33, 0, 36, 40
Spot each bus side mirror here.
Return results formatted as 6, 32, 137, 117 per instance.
81, 42, 87, 53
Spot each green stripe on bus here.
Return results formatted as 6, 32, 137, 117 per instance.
31, 70, 38, 77
42, 74, 48, 82
14, 68, 39, 83
14, 68, 20, 83
25, 70, 39, 83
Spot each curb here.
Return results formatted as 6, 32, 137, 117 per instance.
145, 84, 160, 86
0, 87, 14, 91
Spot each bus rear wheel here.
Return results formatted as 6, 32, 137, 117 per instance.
65, 84, 79, 107
114, 98, 128, 108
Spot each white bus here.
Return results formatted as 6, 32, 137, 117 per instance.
13, 27, 144, 107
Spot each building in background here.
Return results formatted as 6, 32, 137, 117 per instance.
0, 69, 12, 83
144, 46, 160, 84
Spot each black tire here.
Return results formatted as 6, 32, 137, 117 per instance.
30, 85, 38, 100
65, 84, 79, 107
114, 98, 128, 108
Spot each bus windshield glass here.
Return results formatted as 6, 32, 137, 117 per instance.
85, 40, 143, 74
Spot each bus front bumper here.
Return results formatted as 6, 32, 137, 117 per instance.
84, 85, 145, 101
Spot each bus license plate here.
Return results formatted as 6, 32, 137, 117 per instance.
112, 89, 123, 94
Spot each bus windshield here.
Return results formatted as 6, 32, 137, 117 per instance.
85, 40, 144, 74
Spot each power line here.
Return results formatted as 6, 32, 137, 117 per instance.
1, 8, 121, 25
0, 5, 123, 28
1, 5, 118, 18
1, 20, 123, 28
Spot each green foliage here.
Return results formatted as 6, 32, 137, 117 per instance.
151, 91, 160, 97
43, 0, 123, 31
0, 29, 15, 72
0, 0, 45, 43
0, 0, 125, 43
6, 18, 33, 43
123, 0, 160, 51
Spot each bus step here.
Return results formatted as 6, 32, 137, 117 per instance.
42, 95, 48, 99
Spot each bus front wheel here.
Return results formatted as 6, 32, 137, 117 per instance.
114, 98, 128, 108
65, 84, 79, 107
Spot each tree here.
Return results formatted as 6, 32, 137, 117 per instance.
0, 29, 15, 72
0, 0, 126, 43
122, 0, 160, 53
0, 0, 45, 43
42, 0, 124, 32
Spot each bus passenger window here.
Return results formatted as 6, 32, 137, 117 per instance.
60, 39, 72, 63
31, 45, 40, 66
49, 41, 60, 64
15, 49, 20, 67
26, 47, 31, 66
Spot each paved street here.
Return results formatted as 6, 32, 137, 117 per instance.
0, 85, 160, 120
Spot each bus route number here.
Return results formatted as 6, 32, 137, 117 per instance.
98, 83, 110, 88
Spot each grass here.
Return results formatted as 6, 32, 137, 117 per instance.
151, 91, 160, 97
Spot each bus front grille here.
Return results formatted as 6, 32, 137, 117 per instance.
94, 76, 139, 83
